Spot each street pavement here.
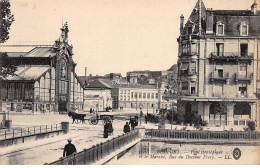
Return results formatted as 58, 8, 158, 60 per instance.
0, 110, 258, 165
0, 110, 156, 165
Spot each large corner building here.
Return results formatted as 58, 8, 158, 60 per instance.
177, 0, 260, 127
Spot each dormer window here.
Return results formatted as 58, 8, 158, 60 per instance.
187, 27, 192, 35
216, 21, 224, 36
240, 22, 248, 36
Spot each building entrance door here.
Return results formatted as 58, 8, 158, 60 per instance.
58, 102, 67, 112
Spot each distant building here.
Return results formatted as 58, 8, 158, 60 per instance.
78, 77, 112, 112
177, 0, 260, 127
0, 23, 84, 113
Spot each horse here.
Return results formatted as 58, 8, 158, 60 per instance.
68, 111, 86, 124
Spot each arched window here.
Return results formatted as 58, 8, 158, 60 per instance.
34, 81, 40, 101
45, 73, 50, 101
40, 77, 45, 101
60, 58, 67, 79
51, 68, 55, 102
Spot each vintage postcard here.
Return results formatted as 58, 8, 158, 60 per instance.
0, 0, 259, 165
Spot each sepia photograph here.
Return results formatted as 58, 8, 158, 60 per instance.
0, 0, 259, 165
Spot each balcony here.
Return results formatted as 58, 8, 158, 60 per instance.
235, 73, 253, 84
209, 72, 229, 84
236, 92, 249, 98
209, 52, 253, 63
179, 51, 198, 57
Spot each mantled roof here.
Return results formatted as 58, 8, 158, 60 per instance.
4, 65, 50, 81
6, 52, 27, 57
213, 10, 260, 36
6, 47, 56, 58
181, 0, 260, 37
23, 47, 56, 57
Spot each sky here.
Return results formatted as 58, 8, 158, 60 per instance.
2, 0, 259, 76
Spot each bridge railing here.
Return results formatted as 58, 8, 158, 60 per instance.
144, 129, 260, 140
49, 129, 139, 165
0, 124, 62, 140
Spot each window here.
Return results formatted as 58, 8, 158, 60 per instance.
147, 93, 150, 99
240, 44, 248, 57
139, 92, 142, 99
216, 43, 224, 56
239, 63, 247, 77
216, 21, 224, 35
156, 93, 158, 99
120, 96, 123, 100
131, 92, 133, 98
240, 22, 248, 36
151, 93, 154, 99
187, 26, 192, 35
134, 92, 137, 99
143, 93, 146, 99
189, 62, 196, 75
190, 82, 196, 95
218, 69, 223, 78
182, 82, 188, 90
239, 86, 247, 97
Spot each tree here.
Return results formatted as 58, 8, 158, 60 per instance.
0, 52, 17, 78
0, 0, 14, 43
0, 0, 16, 78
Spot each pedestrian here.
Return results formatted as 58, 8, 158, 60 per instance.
63, 139, 77, 157
134, 114, 139, 121
145, 115, 148, 124
123, 122, 130, 133
130, 117, 135, 130
104, 122, 109, 138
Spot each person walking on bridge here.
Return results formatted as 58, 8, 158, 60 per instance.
63, 139, 77, 157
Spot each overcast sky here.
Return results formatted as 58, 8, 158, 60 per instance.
3, 0, 258, 76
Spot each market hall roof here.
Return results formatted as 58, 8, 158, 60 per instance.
6, 47, 56, 58
4, 65, 50, 81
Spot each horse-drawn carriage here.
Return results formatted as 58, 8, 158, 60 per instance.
68, 111, 113, 125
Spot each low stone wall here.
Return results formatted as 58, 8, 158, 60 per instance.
0, 130, 64, 147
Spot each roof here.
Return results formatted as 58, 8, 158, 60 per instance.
4, 65, 50, 81
116, 83, 158, 90
77, 77, 112, 89
23, 47, 56, 58
6, 52, 27, 57
213, 11, 260, 36
213, 10, 260, 16
181, 1, 260, 37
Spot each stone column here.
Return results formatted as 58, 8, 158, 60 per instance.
203, 102, 210, 124
227, 102, 235, 126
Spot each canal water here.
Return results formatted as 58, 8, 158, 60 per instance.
106, 141, 260, 165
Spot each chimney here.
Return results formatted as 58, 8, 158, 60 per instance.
206, 8, 214, 34
251, 0, 258, 15
180, 14, 184, 33
85, 67, 87, 85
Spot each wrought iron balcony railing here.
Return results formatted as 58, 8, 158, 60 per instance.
210, 52, 253, 62
235, 72, 253, 83
209, 72, 229, 83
